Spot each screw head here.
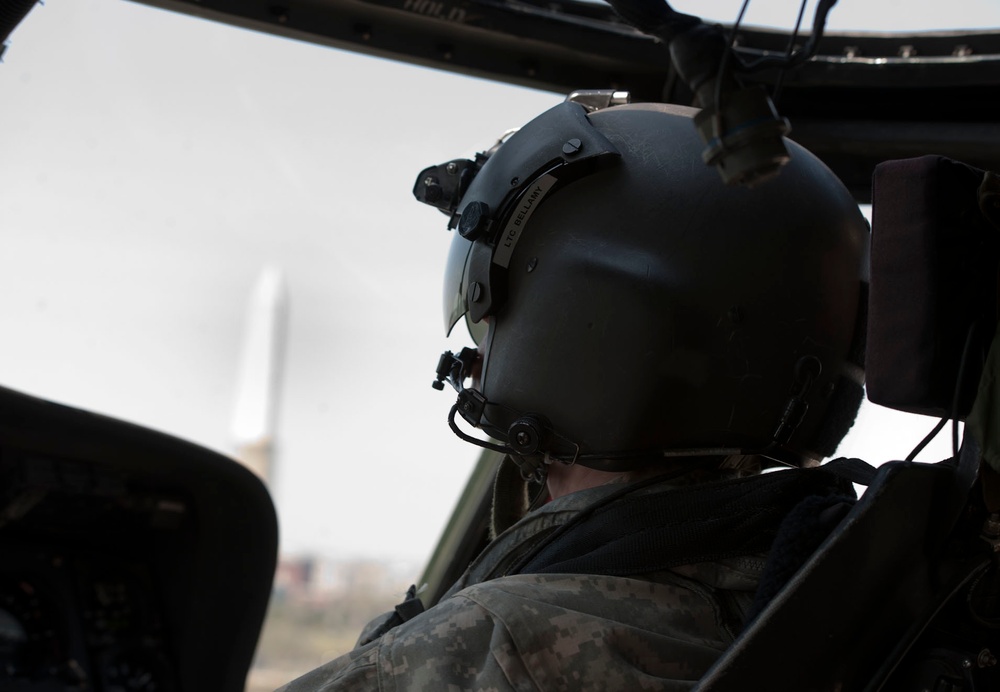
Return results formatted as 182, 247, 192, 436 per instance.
508, 416, 544, 455
526, 257, 538, 273
469, 282, 483, 303
563, 138, 582, 155
446, 162, 458, 175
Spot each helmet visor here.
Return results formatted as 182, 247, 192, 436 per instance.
442, 232, 489, 344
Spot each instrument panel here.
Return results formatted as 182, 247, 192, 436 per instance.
0, 386, 277, 692
0, 450, 187, 692
1, 550, 176, 691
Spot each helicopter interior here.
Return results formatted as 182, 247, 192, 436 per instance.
2, 0, 1000, 690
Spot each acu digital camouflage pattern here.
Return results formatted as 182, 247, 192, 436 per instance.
278, 472, 764, 692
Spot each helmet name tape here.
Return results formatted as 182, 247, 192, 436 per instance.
493, 174, 558, 269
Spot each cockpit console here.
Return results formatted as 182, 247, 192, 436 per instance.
0, 387, 276, 692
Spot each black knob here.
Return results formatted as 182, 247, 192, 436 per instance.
458, 201, 490, 240
507, 416, 547, 455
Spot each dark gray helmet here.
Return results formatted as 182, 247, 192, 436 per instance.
418, 101, 868, 471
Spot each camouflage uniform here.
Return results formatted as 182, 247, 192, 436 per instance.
278, 473, 764, 692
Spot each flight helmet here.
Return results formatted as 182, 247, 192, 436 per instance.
417, 98, 868, 474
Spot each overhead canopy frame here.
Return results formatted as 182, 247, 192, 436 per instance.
133, 0, 1000, 200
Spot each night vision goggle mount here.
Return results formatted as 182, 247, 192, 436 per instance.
413, 92, 626, 222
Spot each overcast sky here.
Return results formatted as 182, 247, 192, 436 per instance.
2, 0, 997, 564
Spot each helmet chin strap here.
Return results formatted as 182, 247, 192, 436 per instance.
445, 394, 747, 476
434, 347, 550, 482
434, 348, 810, 476
446, 403, 548, 483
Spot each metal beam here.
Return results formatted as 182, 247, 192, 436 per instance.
129, 0, 1000, 197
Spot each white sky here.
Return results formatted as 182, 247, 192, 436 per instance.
673, 0, 1000, 31
1, 0, 996, 564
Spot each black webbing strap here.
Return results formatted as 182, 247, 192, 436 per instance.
515, 459, 870, 578
356, 584, 425, 646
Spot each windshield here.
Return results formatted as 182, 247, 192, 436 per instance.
0, 0, 557, 563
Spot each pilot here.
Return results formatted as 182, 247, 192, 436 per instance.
279, 98, 868, 690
